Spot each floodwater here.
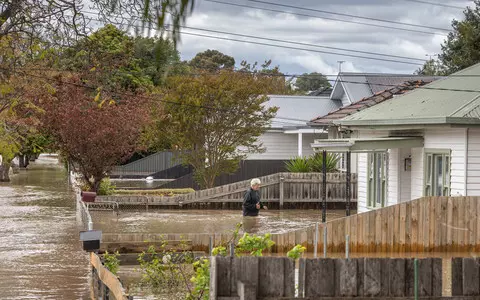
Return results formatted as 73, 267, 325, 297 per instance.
0, 155, 90, 299
91, 209, 351, 234
110, 179, 171, 189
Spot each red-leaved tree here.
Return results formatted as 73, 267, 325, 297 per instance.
38, 74, 151, 192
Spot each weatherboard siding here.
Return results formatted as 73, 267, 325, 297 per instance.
467, 128, 480, 195
245, 131, 319, 160
356, 130, 389, 213
425, 128, 466, 197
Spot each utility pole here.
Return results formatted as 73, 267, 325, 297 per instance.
337, 60, 345, 73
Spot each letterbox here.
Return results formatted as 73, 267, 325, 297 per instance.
81, 191, 96, 202
80, 230, 102, 252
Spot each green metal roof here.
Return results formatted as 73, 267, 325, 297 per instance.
337, 63, 480, 126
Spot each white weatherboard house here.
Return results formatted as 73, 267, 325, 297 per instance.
245, 95, 341, 160
312, 63, 480, 213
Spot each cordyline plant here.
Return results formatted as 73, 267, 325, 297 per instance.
37, 74, 151, 192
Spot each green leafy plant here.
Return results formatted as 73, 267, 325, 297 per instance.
236, 233, 275, 257
98, 177, 116, 195
285, 156, 311, 172
212, 246, 227, 256
187, 259, 210, 300
309, 153, 339, 173
287, 245, 307, 260
103, 251, 120, 275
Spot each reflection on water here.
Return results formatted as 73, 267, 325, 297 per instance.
0, 155, 89, 299
92, 209, 350, 234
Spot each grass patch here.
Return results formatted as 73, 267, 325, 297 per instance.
114, 188, 195, 196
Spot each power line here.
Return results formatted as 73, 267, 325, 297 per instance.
80, 16, 423, 66
81, 12, 427, 63
204, 0, 446, 36
246, 0, 452, 32
397, 0, 465, 9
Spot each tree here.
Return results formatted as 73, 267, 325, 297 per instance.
435, 0, 480, 74
294, 72, 331, 93
161, 70, 277, 188
414, 59, 444, 76
189, 49, 235, 71
134, 36, 182, 86
37, 74, 150, 192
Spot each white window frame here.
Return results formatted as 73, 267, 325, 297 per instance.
367, 151, 388, 208
424, 149, 451, 197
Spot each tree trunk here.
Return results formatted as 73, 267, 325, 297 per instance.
18, 155, 29, 168
0, 162, 11, 182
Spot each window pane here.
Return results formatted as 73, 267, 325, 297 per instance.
427, 155, 433, 184
445, 155, 450, 186
434, 155, 443, 196
376, 154, 382, 205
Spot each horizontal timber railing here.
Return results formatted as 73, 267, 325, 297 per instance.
90, 253, 130, 300
98, 172, 357, 208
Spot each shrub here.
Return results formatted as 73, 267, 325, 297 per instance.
98, 177, 116, 195
309, 152, 339, 173
287, 244, 307, 260
236, 233, 275, 257
285, 156, 311, 172
103, 251, 120, 275
285, 153, 340, 173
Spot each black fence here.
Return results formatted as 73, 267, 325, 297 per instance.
160, 160, 287, 190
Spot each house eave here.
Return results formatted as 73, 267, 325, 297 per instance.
335, 117, 480, 127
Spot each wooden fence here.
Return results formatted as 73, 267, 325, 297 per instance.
268, 196, 480, 254
98, 172, 357, 208
210, 256, 480, 299
90, 252, 129, 300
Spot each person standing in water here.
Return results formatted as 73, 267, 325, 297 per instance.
243, 178, 268, 216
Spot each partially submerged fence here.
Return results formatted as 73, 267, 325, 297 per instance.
98, 172, 357, 209
90, 253, 130, 300
210, 256, 480, 299
317, 196, 480, 253
110, 151, 180, 177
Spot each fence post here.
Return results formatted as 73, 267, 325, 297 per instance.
322, 150, 327, 223
209, 236, 213, 256
346, 151, 351, 216
230, 242, 235, 257
279, 176, 285, 209
414, 258, 418, 300
313, 223, 318, 258
346, 235, 350, 259
323, 226, 327, 258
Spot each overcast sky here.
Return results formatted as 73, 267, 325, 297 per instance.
174, 0, 471, 76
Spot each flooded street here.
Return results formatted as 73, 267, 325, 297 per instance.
0, 156, 90, 299
91, 209, 351, 235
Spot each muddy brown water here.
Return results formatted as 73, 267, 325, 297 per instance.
0, 156, 90, 299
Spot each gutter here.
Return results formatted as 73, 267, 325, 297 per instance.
336, 117, 480, 127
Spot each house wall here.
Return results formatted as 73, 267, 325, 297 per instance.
246, 131, 323, 160
467, 128, 480, 195
356, 130, 390, 213
410, 128, 466, 198
399, 148, 412, 203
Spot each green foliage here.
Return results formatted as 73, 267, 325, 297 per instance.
439, 0, 480, 74
189, 49, 235, 71
98, 178, 116, 196
287, 245, 306, 260
285, 156, 311, 173
103, 251, 121, 275
137, 243, 191, 295
187, 259, 210, 300
309, 152, 340, 173
211, 246, 227, 256
161, 69, 278, 188
285, 153, 339, 173
236, 233, 275, 257
294, 72, 331, 93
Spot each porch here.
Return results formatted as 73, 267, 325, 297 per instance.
311, 137, 426, 212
